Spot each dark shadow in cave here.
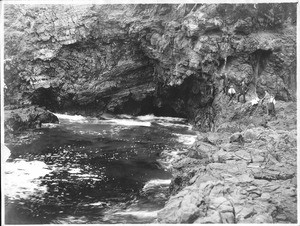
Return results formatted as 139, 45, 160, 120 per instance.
251, 49, 272, 97
153, 104, 183, 118
30, 87, 59, 111
150, 75, 215, 119
112, 95, 184, 118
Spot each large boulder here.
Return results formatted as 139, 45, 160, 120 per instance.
4, 106, 59, 133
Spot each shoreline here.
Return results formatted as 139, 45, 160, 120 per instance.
156, 100, 297, 223
3, 100, 297, 224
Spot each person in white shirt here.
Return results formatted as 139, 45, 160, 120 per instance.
267, 95, 276, 116
262, 91, 276, 116
228, 84, 236, 101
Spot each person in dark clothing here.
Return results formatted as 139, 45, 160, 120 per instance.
221, 73, 229, 95
237, 81, 248, 103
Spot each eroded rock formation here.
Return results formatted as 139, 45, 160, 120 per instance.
157, 100, 297, 224
4, 105, 59, 133
4, 3, 296, 131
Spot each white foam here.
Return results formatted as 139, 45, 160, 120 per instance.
173, 133, 197, 145
156, 121, 193, 129
83, 201, 107, 206
105, 119, 151, 127
137, 114, 186, 123
136, 114, 155, 121
135, 115, 192, 128
53, 113, 190, 129
143, 179, 171, 192
117, 114, 133, 119
42, 123, 60, 128
54, 113, 88, 123
113, 210, 159, 218
68, 168, 81, 174
4, 160, 51, 200
77, 173, 99, 178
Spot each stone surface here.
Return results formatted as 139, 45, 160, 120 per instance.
157, 101, 297, 224
4, 106, 59, 133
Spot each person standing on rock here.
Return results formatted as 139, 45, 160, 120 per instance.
228, 84, 236, 101
237, 81, 248, 103
221, 73, 229, 95
262, 91, 276, 116
267, 95, 276, 116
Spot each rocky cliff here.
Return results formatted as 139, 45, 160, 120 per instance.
4, 3, 297, 131
3, 3, 298, 224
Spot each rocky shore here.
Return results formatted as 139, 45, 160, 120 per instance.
4, 99, 297, 224
4, 106, 59, 146
3, 3, 297, 224
157, 100, 297, 223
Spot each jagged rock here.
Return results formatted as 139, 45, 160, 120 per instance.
4, 4, 296, 131
242, 128, 258, 141
158, 99, 296, 224
4, 106, 59, 133
229, 132, 244, 144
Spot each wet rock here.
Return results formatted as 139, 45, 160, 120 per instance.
4, 106, 59, 133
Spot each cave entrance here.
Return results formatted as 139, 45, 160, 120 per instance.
111, 94, 184, 118
251, 49, 272, 97
29, 87, 59, 111
153, 75, 216, 121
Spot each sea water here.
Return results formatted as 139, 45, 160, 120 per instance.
4, 113, 197, 224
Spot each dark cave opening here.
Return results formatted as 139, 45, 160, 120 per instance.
26, 70, 215, 123
111, 95, 185, 118
107, 73, 215, 119
152, 75, 216, 119
251, 49, 273, 97
252, 49, 272, 73
29, 87, 59, 111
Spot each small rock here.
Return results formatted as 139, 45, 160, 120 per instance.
237, 207, 256, 220
260, 193, 271, 201
229, 132, 244, 144
242, 128, 258, 141
253, 214, 273, 223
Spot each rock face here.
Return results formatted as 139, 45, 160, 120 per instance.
4, 3, 297, 131
4, 106, 59, 133
157, 100, 297, 223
